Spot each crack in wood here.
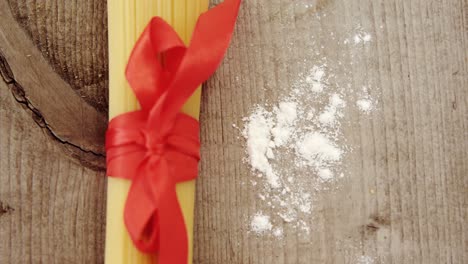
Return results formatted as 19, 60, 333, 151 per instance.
0, 50, 14, 84
0, 50, 106, 171
0, 201, 14, 217
5, 0, 109, 113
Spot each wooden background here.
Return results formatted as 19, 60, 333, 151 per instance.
0, 0, 466, 263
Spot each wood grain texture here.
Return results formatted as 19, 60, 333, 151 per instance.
0, 0, 107, 167
0, 78, 107, 263
0, 0, 107, 263
6, 0, 108, 112
195, 0, 467, 263
0, 0, 466, 263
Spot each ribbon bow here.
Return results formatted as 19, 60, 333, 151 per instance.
105, 0, 241, 263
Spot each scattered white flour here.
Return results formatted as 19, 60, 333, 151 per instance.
363, 34, 372, 42
243, 108, 280, 188
306, 66, 326, 93
272, 101, 298, 146
318, 168, 334, 181
356, 99, 373, 113
243, 27, 378, 237
250, 213, 273, 234
296, 132, 343, 167
356, 255, 375, 264
353, 34, 362, 44
353, 32, 372, 44
273, 227, 283, 237
318, 94, 346, 126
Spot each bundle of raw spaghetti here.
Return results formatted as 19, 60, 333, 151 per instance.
106, 1, 209, 263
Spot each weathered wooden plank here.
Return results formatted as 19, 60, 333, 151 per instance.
0, 0, 107, 263
6, 0, 108, 112
195, 0, 467, 263
0, 79, 107, 263
0, 0, 107, 167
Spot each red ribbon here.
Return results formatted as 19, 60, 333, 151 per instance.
105, 0, 241, 263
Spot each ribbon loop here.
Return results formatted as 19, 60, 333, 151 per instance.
125, 18, 186, 111
106, 0, 241, 263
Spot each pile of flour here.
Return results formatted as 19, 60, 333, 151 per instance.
242, 63, 377, 236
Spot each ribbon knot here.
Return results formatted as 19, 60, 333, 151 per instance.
105, 0, 241, 263
142, 132, 166, 156
147, 142, 165, 157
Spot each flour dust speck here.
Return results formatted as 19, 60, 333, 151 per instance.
250, 213, 273, 234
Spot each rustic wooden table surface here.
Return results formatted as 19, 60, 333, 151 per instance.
0, 0, 466, 263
